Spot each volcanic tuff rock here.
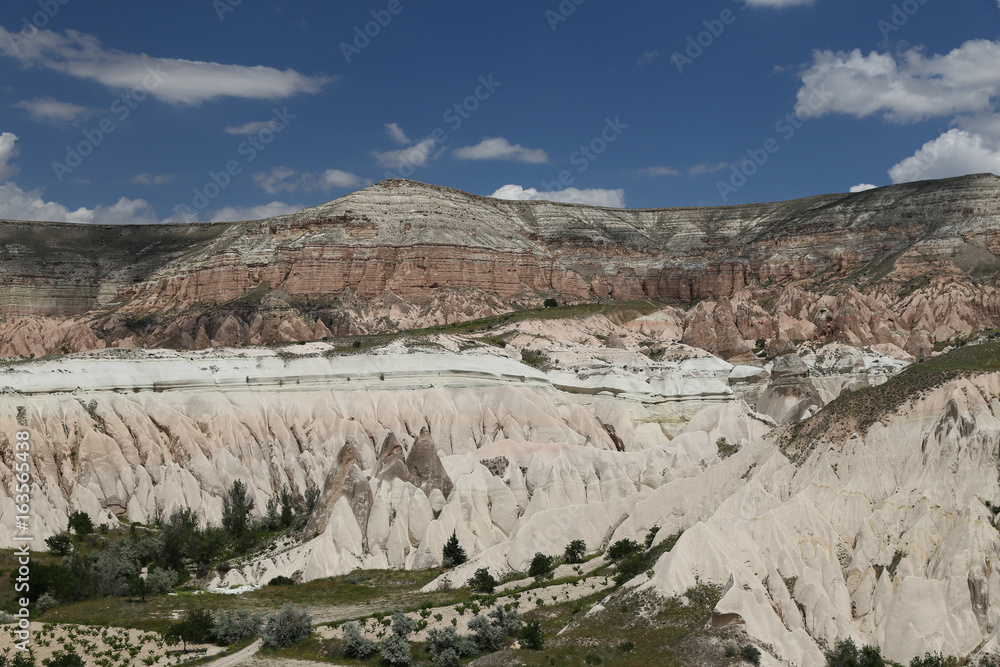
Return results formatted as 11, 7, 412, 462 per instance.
4, 174, 1000, 358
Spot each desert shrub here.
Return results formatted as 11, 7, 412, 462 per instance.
212, 609, 262, 645
468, 614, 505, 652
468, 568, 497, 594
606, 539, 642, 562
93, 539, 140, 597
488, 604, 522, 636
147, 567, 178, 595
614, 553, 648, 587
436, 648, 460, 667
340, 621, 377, 659
0, 611, 16, 624
340, 622, 375, 658
519, 619, 544, 650
260, 603, 312, 648
390, 612, 417, 638
267, 575, 295, 586
543, 298, 559, 308
34, 593, 57, 614
528, 552, 554, 581
442, 531, 467, 567
740, 644, 761, 665
426, 626, 477, 662
379, 633, 411, 666
564, 539, 587, 564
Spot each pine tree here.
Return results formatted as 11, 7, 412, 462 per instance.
442, 530, 467, 568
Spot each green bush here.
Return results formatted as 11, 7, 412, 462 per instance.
606, 539, 642, 562
67, 511, 93, 537
740, 644, 761, 666
45, 533, 72, 557
267, 575, 295, 586
564, 539, 586, 564
260, 604, 312, 649
426, 626, 477, 663
212, 609, 262, 645
147, 567, 178, 595
528, 552, 554, 581
519, 619, 544, 650
543, 298, 559, 308
468, 568, 497, 594
340, 621, 376, 659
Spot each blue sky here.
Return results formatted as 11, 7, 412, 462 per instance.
0, 0, 998, 223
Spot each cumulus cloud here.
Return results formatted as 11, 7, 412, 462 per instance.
490, 184, 626, 208
385, 123, 410, 146
12, 97, 95, 124
889, 129, 1000, 183
131, 173, 175, 185
0, 25, 328, 105
374, 136, 440, 170
795, 40, 1000, 123
0, 180, 164, 224
850, 183, 878, 193
0, 132, 19, 181
454, 137, 548, 164
208, 201, 304, 222
252, 166, 369, 194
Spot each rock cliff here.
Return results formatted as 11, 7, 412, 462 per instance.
4, 174, 1000, 359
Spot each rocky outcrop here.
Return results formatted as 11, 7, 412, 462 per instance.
4, 174, 1000, 359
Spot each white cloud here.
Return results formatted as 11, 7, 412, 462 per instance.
131, 173, 175, 185
744, 0, 813, 6
888, 129, 1000, 183
321, 169, 367, 189
252, 166, 369, 194
374, 136, 439, 170
639, 166, 681, 177
0, 180, 162, 224
385, 123, 410, 146
636, 51, 660, 67
850, 183, 878, 192
491, 184, 626, 208
12, 97, 94, 124
0, 132, 19, 181
795, 40, 1000, 122
208, 201, 303, 222
0, 25, 328, 105
224, 120, 277, 135
690, 161, 730, 175
454, 137, 548, 164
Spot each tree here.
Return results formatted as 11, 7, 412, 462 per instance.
260, 604, 312, 648
45, 533, 73, 557
442, 531, 467, 568
221, 480, 256, 539
128, 574, 149, 602
264, 497, 280, 531
379, 613, 416, 667
468, 568, 497, 594
426, 627, 477, 663
280, 486, 295, 527
164, 608, 215, 652
212, 609, 262, 645
146, 567, 178, 595
529, 553, 554, 581
543, 298, 559, 308
488, 605, 522, 636
519, 619, 544, 650
67, 511, 93, 538
468, 615, 504, 652
606, 539, 642, 562
564, 539, 586, 564
304, 484, 321, 515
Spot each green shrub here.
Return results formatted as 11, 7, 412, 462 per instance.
564, 539, 586, 564
45, 533, 72, 557
529, 552, 554, 581
379, 633, 411, 666
260, 604, 312, 649
211, 609, 262, 645
740, 644, 761, 666
606, 539, 642, 562
644, 526, 660, 549
468, 568, 497, 594
35, 593, 57, 614
340, 621, 376, 659
267, 575, 295, 586
543, 298, 559, 308
147, 567, 178, 595
426, 626, 477, 662
519, 619, 544, 650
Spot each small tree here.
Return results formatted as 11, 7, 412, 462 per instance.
379, 613, 416, 666
442, 531, 467, 568
221, 480, 256, 539
128, 574, 149, 602
519, 619, 544, 650
304, 484, 321, 515
260, 604, 312, 649
606, 539, 642, 562
264, 497, 280, 531
468, 568, 497, 594
280, 486, 296, 527
147, 567, 178, 595
488, 605, 522, 636
644, 526, 661, 549
340, 621, 376, 659
543, 298, 559, 308
45, 532, 73, 557
67, 511, 93, 538
212, 609, 262, 645
529, 552, 554, 581
426, 626, 477, 663
564, 539, 586, 564
164, 608, 214, 652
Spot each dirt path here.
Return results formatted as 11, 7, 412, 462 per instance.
208, 639, 261, 666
